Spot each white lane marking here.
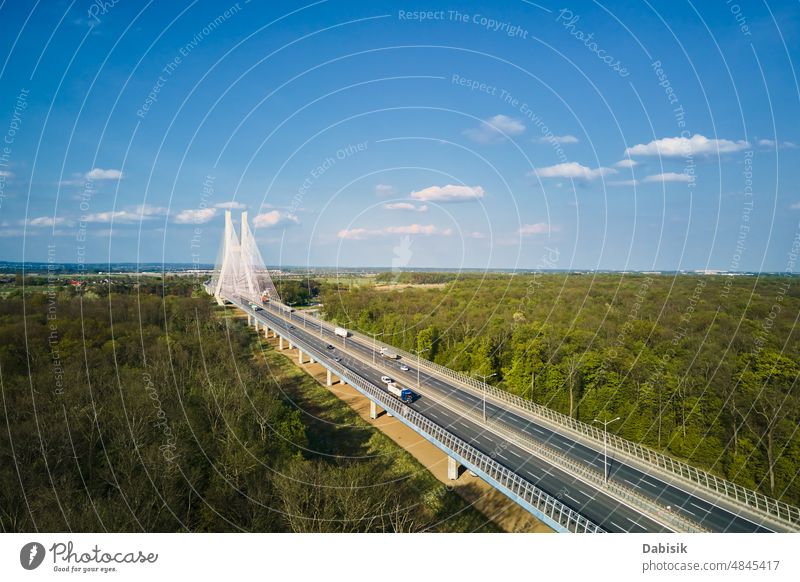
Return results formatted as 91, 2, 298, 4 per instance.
531, 427, 545, 434
608, 521, 623, 531
457, 421, 470, 429
550, 441, 564, 450
641, 478, 658, 487
506, 449, 521, 459
627, 517, 640, 526
578, 490, 591, 497
682, 506, 697, 516
624, 479, 638, 487
690, 502, 709, 512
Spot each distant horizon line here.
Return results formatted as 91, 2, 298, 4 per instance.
0, 260, 797, 276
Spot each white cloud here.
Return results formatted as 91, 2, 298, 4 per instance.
531, 162, 616, 180
643, 172, 692, 183
614, 159, 638, 168
468, 231, 487, 239
463, 114, 526, 144
791, 202, 800, 210
24, 216, 72, 227
174, 208, 217, 224
758, 139, 797, 149
135, 204, 169, 217
375, 184, 394, 195
609, 179, 639, 186
84, 205, 169, 223
519, 222, 558, 236
338, 223, 450, 240
534, 134, 578, 145
625, 134, 750, 157
0, 170, 13, 178
410, 184, 485, 202
383, 202, 428, 212
253, 210, 299, 229
215, 201, 246, 210
85, 168, 123, 180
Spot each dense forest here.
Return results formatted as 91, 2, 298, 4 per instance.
0, 279, 494, 532
322, 273, 800, 505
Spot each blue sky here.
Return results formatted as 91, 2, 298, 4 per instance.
0, 0, 799, 271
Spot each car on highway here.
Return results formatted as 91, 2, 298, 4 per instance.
380, 375, 394, 384
326, 344, 335, 350
288, 325, 295, 329
333, 357, 341, 362
400, 364, 409, 371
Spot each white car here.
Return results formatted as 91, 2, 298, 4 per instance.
400, 364, 409, 371
380, 376, 393, 384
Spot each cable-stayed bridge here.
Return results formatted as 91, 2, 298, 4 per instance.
205, 211, 800, 533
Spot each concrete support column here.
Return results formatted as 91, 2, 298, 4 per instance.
289, 341, 294, 350
264, 326, 270, 339
298, 349, 304, 364
326, 370, 333, 386
254, 319, 259, 331
279, 336, 284, 350
247, 314, 252, 326
369, 400, 377, 420
448, 456, 460, 481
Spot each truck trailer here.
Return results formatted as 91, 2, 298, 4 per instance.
379, 347, 399, 360
386, 383, 415, 403
334, 327, 349, 338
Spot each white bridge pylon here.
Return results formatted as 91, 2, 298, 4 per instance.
208, 210, 280, 306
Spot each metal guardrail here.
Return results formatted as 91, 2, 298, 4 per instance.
280, 305, 800, 530
431, 389, 705, 532
245, 303, 603, 533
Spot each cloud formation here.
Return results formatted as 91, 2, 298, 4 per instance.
534, 134, 578, 145
253, 210, 299, 228
174, 208, 217, 224
519, 222, 558, 236
643, 172, 692, 183
625, 134, 750, 157
85, 168, 123, 180
758, 139, 797, 149
463, 114, 525, 144
338, 223, 450, 240
375, 184, 394, 195
24, 216, 72, 227
614, 159, 638, 168
383, 202, 428, 212
531, 162, 616, 180
410, 184, 485, 202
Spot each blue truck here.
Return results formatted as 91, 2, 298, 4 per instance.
387, 383, 416, 403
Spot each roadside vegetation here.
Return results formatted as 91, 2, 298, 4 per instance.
0, 278, 495, 532
322, 272, 800, 505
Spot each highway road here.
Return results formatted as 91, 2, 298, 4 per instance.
249, 301, 773, 533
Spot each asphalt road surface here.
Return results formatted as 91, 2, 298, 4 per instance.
248, 301, 773, 533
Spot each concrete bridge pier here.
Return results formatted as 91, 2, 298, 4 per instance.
448, 456, 460, 480
370, 401, 378, 419
298, 349, 304, 364
326, 370, 333, 386
253, 319, 259, 331
247, 314, 253, 326
279, 336, 284, 350
264, 326, 270, 339
289, 340, 294, 350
